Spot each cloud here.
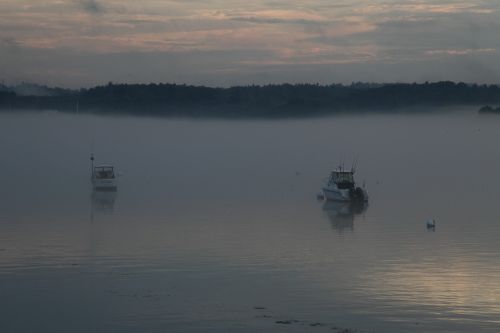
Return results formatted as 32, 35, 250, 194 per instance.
2, 40, 500, 88
425, 48, 496, 56
0, 37, 19, 49
225, 9, 328, 25
229, 16, 323, 25
306, 10, 500, 63
78, 0, 105, 14
1, 0, 500, 86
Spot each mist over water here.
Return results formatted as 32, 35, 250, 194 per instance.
1, 109, 500, 333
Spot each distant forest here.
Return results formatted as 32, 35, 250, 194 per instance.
1, 81, 500, 117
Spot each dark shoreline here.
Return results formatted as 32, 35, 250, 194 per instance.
1, 81, 500, 118
478, 105, 500, 114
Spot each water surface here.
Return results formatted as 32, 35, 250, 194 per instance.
1, 109, 500, 333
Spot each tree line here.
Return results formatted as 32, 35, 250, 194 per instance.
1, 81, 500, 117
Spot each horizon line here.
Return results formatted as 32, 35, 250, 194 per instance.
2, 80, 500, 91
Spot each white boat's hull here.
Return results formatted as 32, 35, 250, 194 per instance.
91, 178, 117, 190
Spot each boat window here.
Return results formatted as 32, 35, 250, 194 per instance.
332, 172, 354, 183
94, 167, 115, 179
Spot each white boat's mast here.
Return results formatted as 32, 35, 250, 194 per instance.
90, 153, 95, 177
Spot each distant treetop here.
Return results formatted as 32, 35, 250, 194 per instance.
1, 81, 500, 117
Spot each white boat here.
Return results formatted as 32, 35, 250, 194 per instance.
90, 154, 117, 191
322, 166, 368, 202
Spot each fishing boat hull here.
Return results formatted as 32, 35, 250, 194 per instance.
322, 186, 369, 202
322, 186, 351, 202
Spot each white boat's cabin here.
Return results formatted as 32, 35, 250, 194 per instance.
93, 165, 115, 179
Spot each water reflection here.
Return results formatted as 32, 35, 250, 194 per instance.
362, 257, 500, 329
91, 188, 117, 214
322, 201, 367, 233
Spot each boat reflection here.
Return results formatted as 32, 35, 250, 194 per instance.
91, 188, 117, 214
322, 200, 367, 233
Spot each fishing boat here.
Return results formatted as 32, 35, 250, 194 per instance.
90, 154, 117, 191
322, 165, 368, 202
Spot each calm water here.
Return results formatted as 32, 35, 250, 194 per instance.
1, 109, 500, 333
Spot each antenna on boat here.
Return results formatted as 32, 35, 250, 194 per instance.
338, 153, 344, 172
90, 153, 95, 177
90, 133, 95, 177
352, 157, 358, 173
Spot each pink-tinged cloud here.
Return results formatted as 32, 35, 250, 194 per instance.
0, 0, 499, 86
426, 48, 496, 56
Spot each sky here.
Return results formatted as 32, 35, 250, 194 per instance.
1, 0, 499, 88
